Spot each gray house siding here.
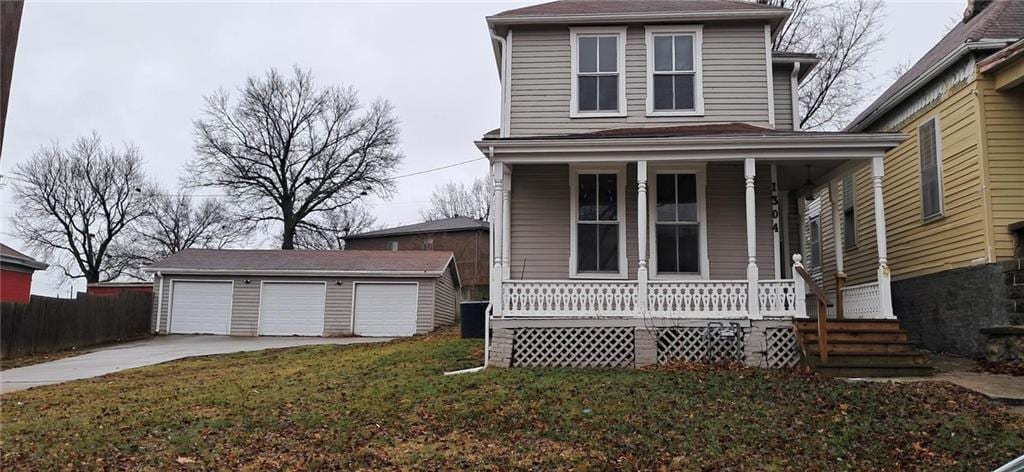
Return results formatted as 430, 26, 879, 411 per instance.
508, 162, 777, 281
153, 274, 444, 336
772, 66, 793, 130
433, 268, 457, 327
509, 23, 771, 136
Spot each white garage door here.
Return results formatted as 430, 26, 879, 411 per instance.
353, 283, 418, 337
170, 281, 233, 335
259, 282, 326, 336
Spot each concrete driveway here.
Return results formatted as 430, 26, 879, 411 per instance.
1, 335, 392, 394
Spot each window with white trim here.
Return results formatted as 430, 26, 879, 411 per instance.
421, 239, 434, 251
571, 168, 625, 276
570, 27, 626, 117
808, 216, 822, 270
654, 173, 701, 275
387, 240, 398, 251
646, 26, 703, 116
842, 174, 856, 248
918, 117, 943, 220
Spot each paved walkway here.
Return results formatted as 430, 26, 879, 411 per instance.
0, 335, 392, 394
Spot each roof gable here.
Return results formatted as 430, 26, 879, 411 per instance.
847, 0, 1024, 131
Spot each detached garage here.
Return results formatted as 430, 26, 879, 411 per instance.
145, 249, 459, 337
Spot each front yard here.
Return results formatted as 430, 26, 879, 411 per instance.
1, 331, 1022, 470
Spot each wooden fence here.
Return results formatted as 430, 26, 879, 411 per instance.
0, 292, 152, 360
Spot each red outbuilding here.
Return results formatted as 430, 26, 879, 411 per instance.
0, 243, 48, 303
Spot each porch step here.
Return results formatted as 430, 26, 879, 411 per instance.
794, 319, 902, 332
793, 319, 932, 378
804, 340, 913, 354
801, 330, 909, 343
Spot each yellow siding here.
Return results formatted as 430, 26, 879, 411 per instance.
979, 75, 1024, 259
838, 81, 989, 283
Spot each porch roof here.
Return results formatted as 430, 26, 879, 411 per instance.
475, 124, 906, 163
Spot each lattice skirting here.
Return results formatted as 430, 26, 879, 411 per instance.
656, 326, 746, 364
764, 327, 801, 368
512, 327, 635, 368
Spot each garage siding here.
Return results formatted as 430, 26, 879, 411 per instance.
152, 273, 452, 336
433, 268, 457, 327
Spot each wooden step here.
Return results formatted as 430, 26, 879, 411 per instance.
803, 352, 930, 367
804, 340, 913, 354
802, 330, 909, 343
814, 365, 934, 378
795, 320, 903, 332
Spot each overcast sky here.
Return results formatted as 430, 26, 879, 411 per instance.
1, 0, 964, 297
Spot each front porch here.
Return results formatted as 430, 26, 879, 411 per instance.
478, 128, 906, 368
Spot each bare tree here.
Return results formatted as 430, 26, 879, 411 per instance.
11, 133, 150, 283
769, 0, 886, 130
189, 67, 403, 249
294, 204, 377, 250
120, 189, 252, 276
420, 177, 491, 221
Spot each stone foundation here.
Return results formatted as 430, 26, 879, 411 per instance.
486, 318, 800, 369
981, 326, 1024, 362
891, 263, 1013, 357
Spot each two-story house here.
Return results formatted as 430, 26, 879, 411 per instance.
474, 0, 928, 375
811, 0, 1024, 358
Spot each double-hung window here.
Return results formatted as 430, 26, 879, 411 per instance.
571, 168, 625, 277
918, 116, 944, 220
652, 172, 705, 277
646, 26, 703, 116
570, 27, 626, 117
808, 216, 822, 270
842, 174, 856, 248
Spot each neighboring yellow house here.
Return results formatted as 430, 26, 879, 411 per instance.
812, 0, 1024, 356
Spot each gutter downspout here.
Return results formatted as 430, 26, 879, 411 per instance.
154, 271, 164, 334
790, 61, 801, 130
490, 29, 510, 138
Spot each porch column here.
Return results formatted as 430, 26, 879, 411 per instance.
828, 179, 846, 319
637, 161, 649, 316
870, 157, 895, 318
502, 168, 511, 279
490, 162, 505, 316
744, 158, 760, 318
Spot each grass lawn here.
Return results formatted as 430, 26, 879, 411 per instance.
2, 331, 1022, 470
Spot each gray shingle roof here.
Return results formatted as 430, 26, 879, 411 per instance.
846, 0, 1024, 131
345, 216, 488, 240
146, 249, 455, 277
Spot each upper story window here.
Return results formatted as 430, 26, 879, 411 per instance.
570, 166, 626, 278
646, 25, 704, 116
387, 240, 399, 251
421, 239, 434, 251
570, 27, 626, 118
918, 116, 944, 221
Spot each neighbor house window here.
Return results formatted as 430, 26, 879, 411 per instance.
653, 172, 705, 276
570, 27, 626, 117
646, 26, 703, 116
808, 216, 822, 270
842, 174, 856, 248
387, 240, 399, 251
918, 116, 944, 220
421, 239, 434, 251
571, 167, 625, 277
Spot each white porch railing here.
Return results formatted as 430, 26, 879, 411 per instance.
648, 281, 748, 317
757, 280, 799, 316
502, 280, 639, 317
826, 281, 888, 319
501, 280, 800, 318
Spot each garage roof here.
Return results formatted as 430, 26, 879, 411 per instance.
146, 249, 457, 280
